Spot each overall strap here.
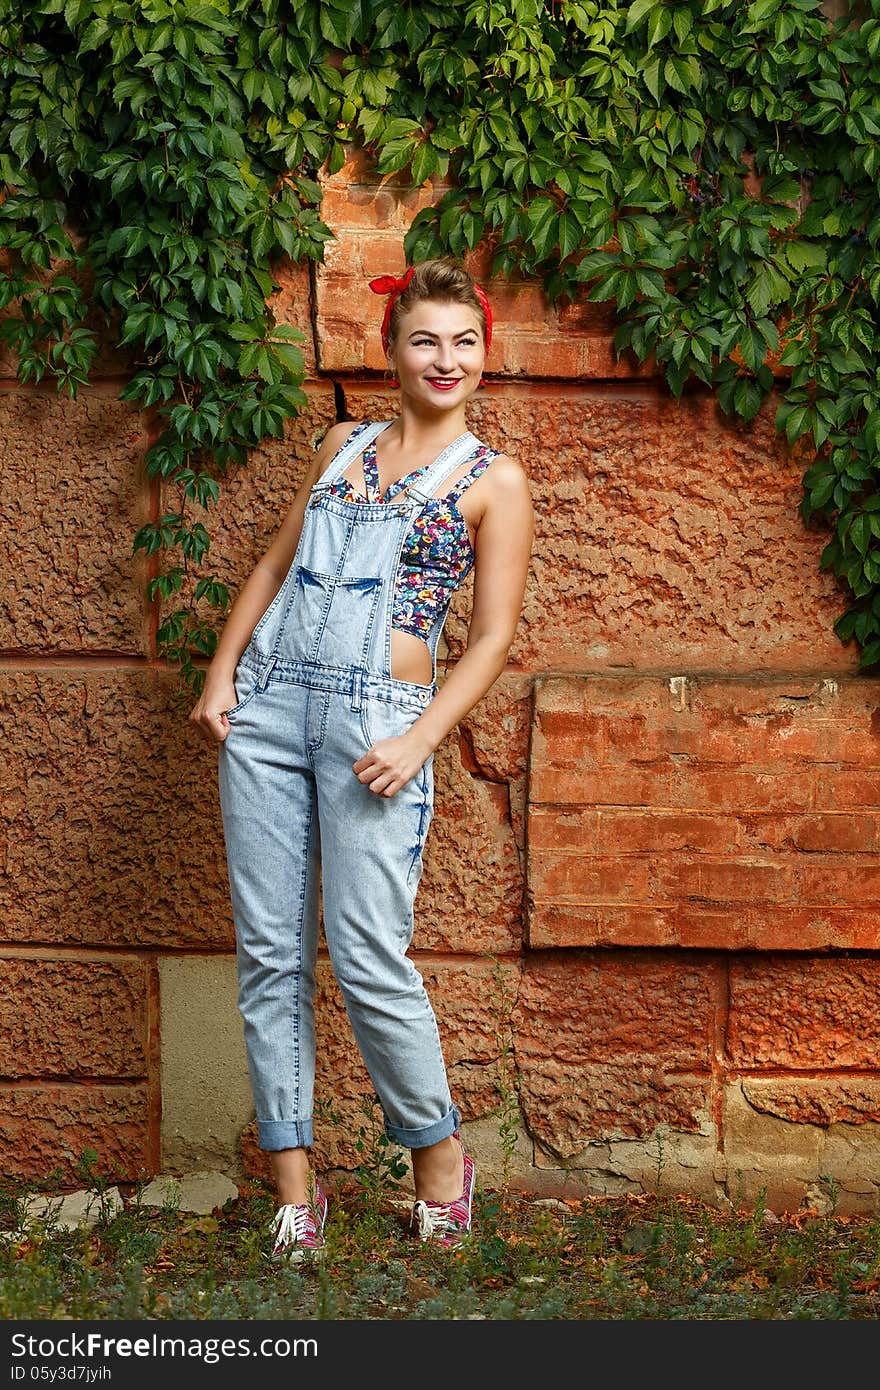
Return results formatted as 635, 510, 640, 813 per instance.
312, 420, 393, 493
445, 447, 500, 504
405, 431, 482, 506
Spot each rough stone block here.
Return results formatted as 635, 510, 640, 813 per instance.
0, 668, 231, 947
0, 957, 147, 1078
159, 383, 338, 619
720, 1080, 822, 1212
529, 1123, 720, 1206
0, 1084, 151, 1184
512, 956, 715, 1160
341, 383, 849, 675
159, 957, 253, 1174
729, 958, 880, 1068
0, 388, 151, 653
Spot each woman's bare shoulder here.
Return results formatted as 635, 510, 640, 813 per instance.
484, 450, 531, 497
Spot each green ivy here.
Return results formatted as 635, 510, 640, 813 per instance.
1, 0, 878, 689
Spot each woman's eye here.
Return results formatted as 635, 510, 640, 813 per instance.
412, 337, 478, 347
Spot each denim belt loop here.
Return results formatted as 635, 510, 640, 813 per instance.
350, 668, 363, 713
257, 652, 277, 692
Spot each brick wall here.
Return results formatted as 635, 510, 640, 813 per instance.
2, 145, 878, 1212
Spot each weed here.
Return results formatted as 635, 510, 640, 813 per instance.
484, 954, 520, 1191
350, 1095, 409, 1201
4, 1150, 880, 1320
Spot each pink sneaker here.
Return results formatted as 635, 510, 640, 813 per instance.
410, 1133, 475, 1248
270, 1181, 327, 1262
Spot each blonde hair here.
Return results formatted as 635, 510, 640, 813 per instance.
386, 257, 488, 349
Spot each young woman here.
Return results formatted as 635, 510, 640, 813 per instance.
189, 256, 534, 1258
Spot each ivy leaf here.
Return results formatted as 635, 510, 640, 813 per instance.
625, 0, 658, 33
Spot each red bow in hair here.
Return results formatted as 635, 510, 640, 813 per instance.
368, 266, 493, 354
368, 266, 416, 354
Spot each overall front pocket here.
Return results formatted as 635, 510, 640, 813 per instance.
282, 567, 383, 667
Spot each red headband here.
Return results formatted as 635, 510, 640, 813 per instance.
368, 266, 493, 354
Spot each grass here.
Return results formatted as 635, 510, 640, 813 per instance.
3, 1167, 880, 1321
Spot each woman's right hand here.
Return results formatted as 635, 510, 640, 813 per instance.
189, 676, 238, 744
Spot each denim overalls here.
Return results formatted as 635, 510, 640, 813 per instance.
217, 421, 481, 1151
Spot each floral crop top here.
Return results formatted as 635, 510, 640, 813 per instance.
327, 429, 499, 641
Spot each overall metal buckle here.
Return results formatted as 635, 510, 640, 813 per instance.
309, 481, 330, 509
401, 485, 430, 513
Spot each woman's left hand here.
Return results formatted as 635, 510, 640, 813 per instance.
353, 730, 433, 797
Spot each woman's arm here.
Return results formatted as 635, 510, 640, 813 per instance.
353, 454, 534, 795
189, 420, 360, 743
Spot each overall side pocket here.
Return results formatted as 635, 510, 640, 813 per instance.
359, 694, 421, 752
225, 663, 261, 721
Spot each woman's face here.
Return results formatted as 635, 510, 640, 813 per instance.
389, 299, 486, 409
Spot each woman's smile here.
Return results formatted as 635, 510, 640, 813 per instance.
425, 376, 463, 391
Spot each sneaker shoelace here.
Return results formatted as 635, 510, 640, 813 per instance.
273, 1201, 314, 1249
412, 1198, 454, 1241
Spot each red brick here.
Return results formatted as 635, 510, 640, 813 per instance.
531, 707, 607, 763
527, 675, 880, 949
502, 336, 584, 379
266, 261, 316, 376
818, 770, 880, 808
671, 767, 817, 812
317, 277, 386, 325
797, 861, 880, 903
672, 906, 750, 950
529, 806, 599, 852
738, 812, 880, 854
319, 183, 397, 229
654, 856, 798, 903
743, 906, 880, 951
595, 810, 741, 853
531, 764, 671, 807
528, 851, 652, 901
528, 902, 680, 948
359, 236, 410, 279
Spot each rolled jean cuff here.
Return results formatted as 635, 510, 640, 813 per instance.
385, 1103, 461, 1150
258, 1118, 313, 1151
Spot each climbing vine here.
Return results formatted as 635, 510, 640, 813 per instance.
1, 0, 878, 691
